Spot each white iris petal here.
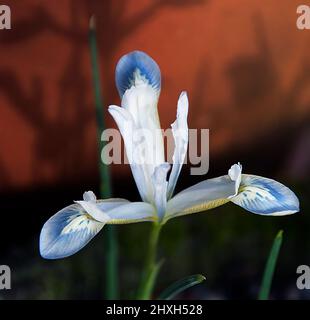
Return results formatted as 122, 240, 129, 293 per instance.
166, 175, 236, 221
228, 162, 242, 198
167, 91, 189, 199
83, 190, 97, 202
74, 200, 111, 223
109, 78, 165, 204
152, 163, 171, 221
108, 105, 150, 202
40, 51, 300, 261
230, 174, 300, 216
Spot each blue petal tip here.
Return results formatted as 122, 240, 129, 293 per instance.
115, 50, 161, 98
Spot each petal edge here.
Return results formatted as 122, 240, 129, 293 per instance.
40, 204, 104, 259
230, 174, 300, 216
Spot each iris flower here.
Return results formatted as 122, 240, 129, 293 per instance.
40, 51, 299, 260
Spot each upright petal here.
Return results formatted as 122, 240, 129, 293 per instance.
108, 105, 153, 202
116, 50, 161, 98
167, 91, 189, 199
83, 190, 97, 202
230, 174, 300, 216
228, 162, 242, 197
152, 163, 170, 221
166, 175, 236, 221
121, 84, 165, 168
118, 51, 165, 170
110, 51, 165, 204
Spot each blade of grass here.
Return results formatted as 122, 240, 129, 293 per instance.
89, 16, 118, 300
158, 274, 206, 300
258, 230, 283, 300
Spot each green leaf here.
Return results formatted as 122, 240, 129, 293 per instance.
89, 16, 118, 300
258, 230, 283, 300
158, 274, 206, 300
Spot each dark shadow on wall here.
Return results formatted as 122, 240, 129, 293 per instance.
84, 0, 208, 102
190, 14, 310, 178
0, 0, 208, 191
227, 15, 277, 108
0, 5, 86, 44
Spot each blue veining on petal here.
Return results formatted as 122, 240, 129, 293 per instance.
230, 174, 300, 215
115, 50, 161, 98
39, 204, 104, 259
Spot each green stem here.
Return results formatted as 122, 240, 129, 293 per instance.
137, 223, 162, 300
89, 16, 118, 300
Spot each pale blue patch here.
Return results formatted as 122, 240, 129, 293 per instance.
39, 204, 104, 259
231, 174, 300, 215
116, 51, 161, 98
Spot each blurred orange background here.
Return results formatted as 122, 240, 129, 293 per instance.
0, 0, 309, 192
